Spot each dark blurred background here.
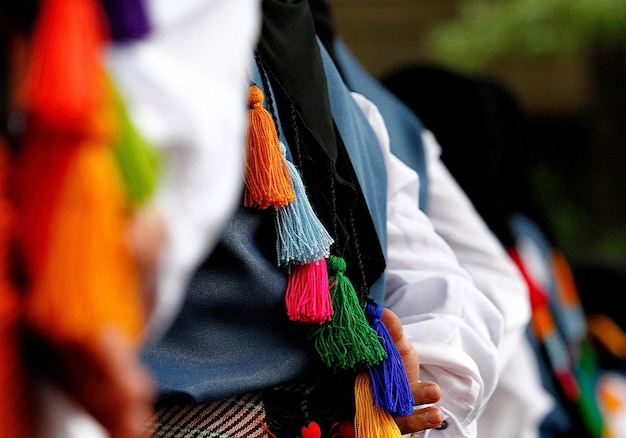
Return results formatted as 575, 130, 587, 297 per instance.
330, 0, 626, 271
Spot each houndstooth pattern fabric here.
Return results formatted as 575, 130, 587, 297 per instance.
152, 391, 269, 438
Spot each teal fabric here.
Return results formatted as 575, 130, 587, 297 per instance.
333, 39, 429, 213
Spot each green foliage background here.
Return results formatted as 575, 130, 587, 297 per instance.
427, 0, 626, 70
424, 0, 626, 266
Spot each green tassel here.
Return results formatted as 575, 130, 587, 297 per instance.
109, 78, 161, 207
310, 255, 386, 370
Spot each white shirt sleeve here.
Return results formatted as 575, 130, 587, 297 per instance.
106, 0, 261, 341
423, 132, 554, 437
422, 130, 530, 368
351, 92, 504, 437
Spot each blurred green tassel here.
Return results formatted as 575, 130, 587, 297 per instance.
109, 79, 161, 207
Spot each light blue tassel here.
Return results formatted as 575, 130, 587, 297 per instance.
275, 142, 334, 266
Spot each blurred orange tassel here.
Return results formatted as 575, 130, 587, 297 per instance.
18, 136, 144, 347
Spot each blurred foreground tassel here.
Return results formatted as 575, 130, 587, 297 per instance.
101, 0, 151, 42
14, 0, 145, 348
365, 302, 415, 417
18, 0, 108, 133
311, 256, 385, 370
245, 85, 294, 209
0, 142, 31, 438
16, 133, 145, 347
110, 79, 161, 208
354, 373, 402, 438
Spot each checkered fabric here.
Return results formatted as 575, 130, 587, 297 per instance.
152, 391, 269, 438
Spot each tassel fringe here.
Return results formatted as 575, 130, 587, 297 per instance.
354, 373, 402, 438
275, 152, 333, 266
311, 256, 386, 370
285, 259, 333, 324
245, 85, 294, 209
20, 139, 145, 346
365, 302, 415, 417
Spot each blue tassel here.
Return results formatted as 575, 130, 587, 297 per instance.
275, 143, 334, 266
101, 0, 151, 42
366, 302, 415, 417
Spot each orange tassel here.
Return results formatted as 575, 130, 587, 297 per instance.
354, 373, 402, 438
551, 250, 582, 307
0, 143, 31, 438
19, 138, 144, 347
244, 85, 295, 209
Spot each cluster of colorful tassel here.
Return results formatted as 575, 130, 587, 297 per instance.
10, 0, 159, 359
244, 83, 414, 437
246, 84, 334, 325
508, 247, 605, 436
0, 0, 157, 434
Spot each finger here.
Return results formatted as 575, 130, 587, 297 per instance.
395, 406, 444, 434
411, 381, 441, 405
99, 329, 156, 438
58, 329, 156, 438
381, 308, 420, 384
127, 204, 165, 317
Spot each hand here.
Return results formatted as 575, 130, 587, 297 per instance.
127, 204, 166, 318
54, 328, 156, 438
382, 309, 444, 434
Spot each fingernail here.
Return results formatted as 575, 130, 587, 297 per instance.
424, 383, 440, 401
425, 409, 443, 427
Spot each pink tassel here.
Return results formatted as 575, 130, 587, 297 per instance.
285, 258, 333, 324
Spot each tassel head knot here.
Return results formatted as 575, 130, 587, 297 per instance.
328, 255, 346, 275
248, 85, 265, 108
366, 302, 383, 324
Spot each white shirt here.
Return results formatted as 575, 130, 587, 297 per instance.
423, 130, 553, 438
352, 91, 541, 437
107, 0, 261, 341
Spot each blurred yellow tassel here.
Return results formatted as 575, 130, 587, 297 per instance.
354, 372, 402, 438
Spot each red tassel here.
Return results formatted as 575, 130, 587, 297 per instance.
244, 85, 295, 209
285, 258, 333, 324
19, 0, 109, 134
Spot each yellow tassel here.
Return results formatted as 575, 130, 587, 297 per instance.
244, 85, 295, 209
354, 373, 403, 438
